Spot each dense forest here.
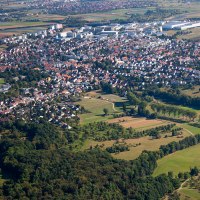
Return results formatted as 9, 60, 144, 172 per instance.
147, 88, 200, 109
0, 120, 200, 199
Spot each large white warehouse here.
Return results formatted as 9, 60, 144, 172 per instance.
162, 21, 200, 30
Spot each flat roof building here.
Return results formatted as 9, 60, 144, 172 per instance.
162, 21, 200, 30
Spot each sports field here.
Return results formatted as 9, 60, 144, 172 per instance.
153, 144, 200, 176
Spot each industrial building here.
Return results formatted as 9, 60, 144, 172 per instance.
162, 21, 200, 30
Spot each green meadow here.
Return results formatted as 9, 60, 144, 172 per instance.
154, 144, 200, 176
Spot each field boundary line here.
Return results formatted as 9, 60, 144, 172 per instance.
183, 128, 194, 136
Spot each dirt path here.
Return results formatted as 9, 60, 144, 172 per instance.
111, 102, 118, 112
177, 178, 190, 191
183, 128, 194, 136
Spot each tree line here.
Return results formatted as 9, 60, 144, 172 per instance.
147, 89, 200, 109
69, 121, 177, 142
151, 103, 197, 121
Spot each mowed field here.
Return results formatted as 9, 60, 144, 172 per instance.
181, 86, 200, 98
71, 7, 155, 22
0, 78, 5, 85
83, 129, 190, 160
25, 14, 65, 22
178, 123, 200, 135
0, 44, 7, 52
107, 116, 171, 130
77, 92, 126, 124
78, 97, 116, 124
179, 188, 200, 200
178, 28, 200, 41
0, 22, 52, 38
153, 144, 200, 176
0, 22, 52, 30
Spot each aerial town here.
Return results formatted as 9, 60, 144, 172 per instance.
1, 0, 200, 199
0, 21, 200, 127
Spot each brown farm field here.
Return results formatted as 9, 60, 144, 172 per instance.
178, 27, 200, 41
107, 116, 171, 130
0, 22, 52, 30
181, 86, 200, 98
82, 116, 193, 160
0, 22, 52, 38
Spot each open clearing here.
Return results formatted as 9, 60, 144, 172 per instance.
73, 0, 200, 22
179, 188, 200, 200
0, 22, 52, 30
181, 86, 200, 98
108, 116, 200, 135
77, 92, 126, 124
0, 78, 5, 84
167, 28, 200, 41
0, 22, 52, 38
72, 7, 155, 22
153, 144, 200, 176
107, 116, 171, 130
26, 14, 65, 22
83, 129, 190, 160
77, 97, 118, 124
178, 28, 200, 41
178, 123, 200, 135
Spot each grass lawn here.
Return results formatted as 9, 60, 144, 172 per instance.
77, 97, 118, 124
153, 144, 200, 176
0, 179, 6, 187
179, 188, 200, 200
0, 44, 7, 51
26, 14, 65, 22
83, 129, 190, 160
178, 28, 200, 41
177, 123, 200, 135
0, 78, 5, 84
77, 92, 126, 124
